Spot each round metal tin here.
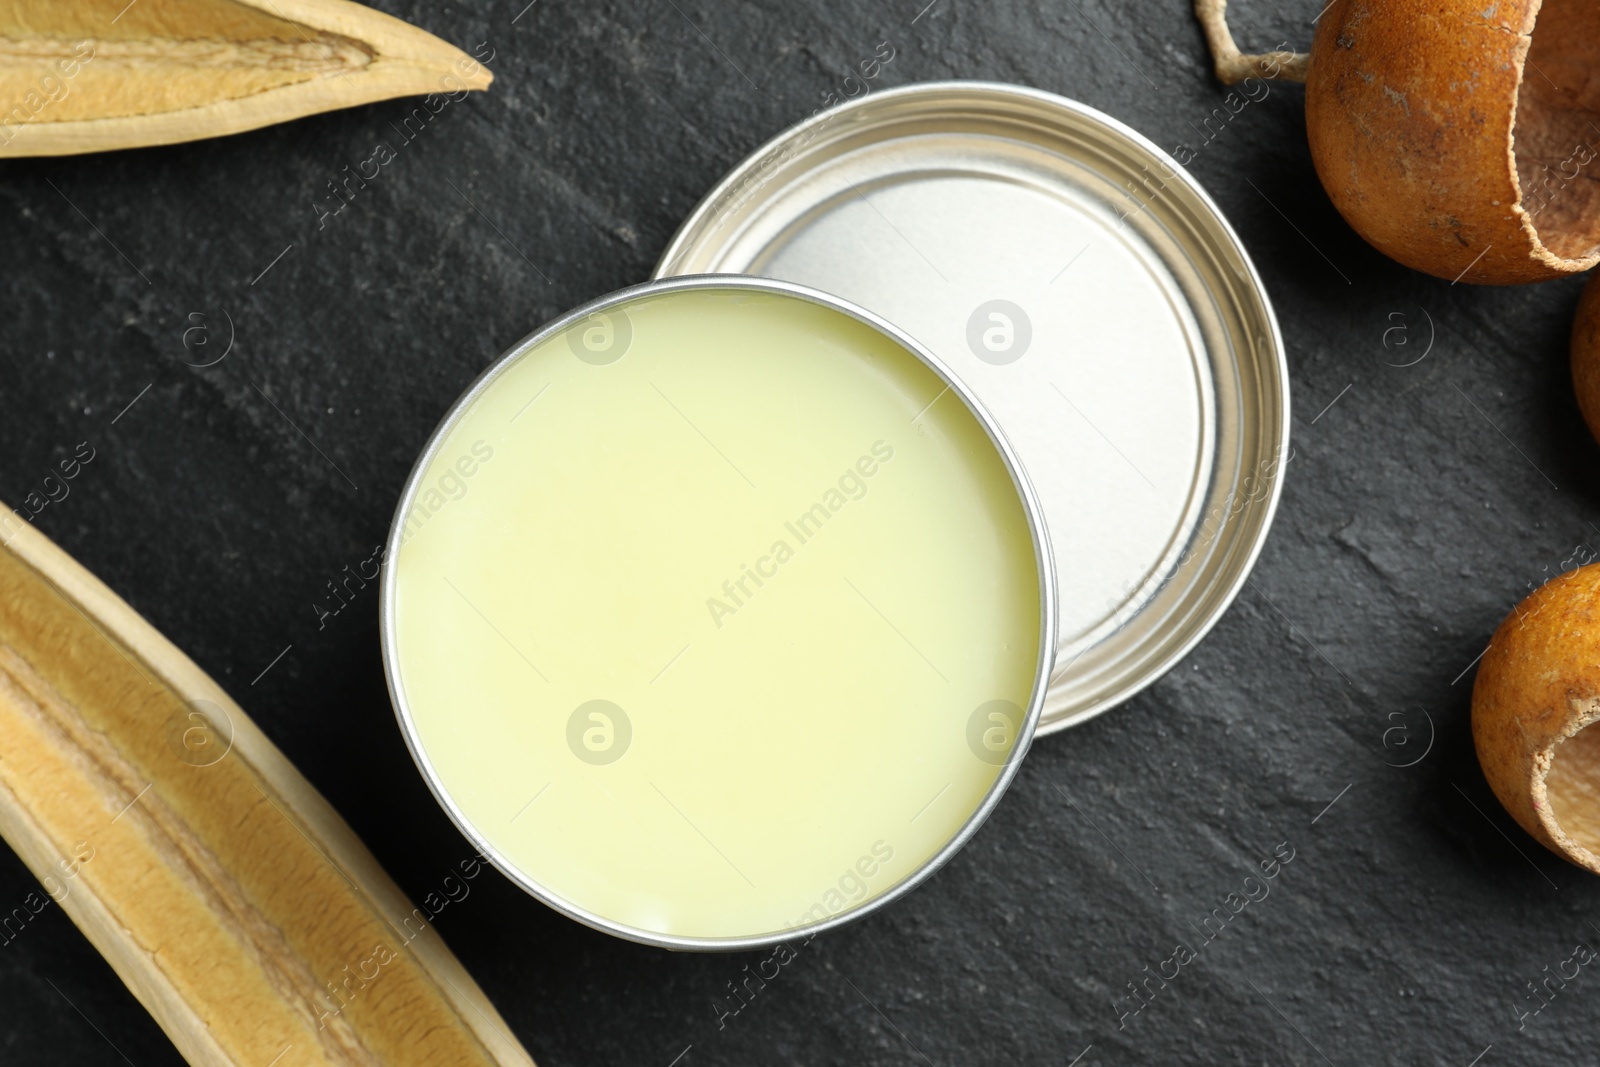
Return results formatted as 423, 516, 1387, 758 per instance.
380, 275, 1058, 951
656, 81, 1290, 734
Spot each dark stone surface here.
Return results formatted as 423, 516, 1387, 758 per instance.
2, 1, 1598, 1064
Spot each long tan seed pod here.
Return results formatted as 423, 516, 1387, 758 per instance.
0, 0, 490, 157
0, 510, 534, 1066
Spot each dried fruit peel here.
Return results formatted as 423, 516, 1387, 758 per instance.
0, 0, 490, 156
1571, 272, 1600, 447
1198, 0, 1600, 284
1473, 564, 1600, 875
1307, 0, 1600, 284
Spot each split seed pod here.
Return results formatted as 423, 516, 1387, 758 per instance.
1196, 0, 1600, 284
1473, 564, 1600, 875
0, 0, 490, 157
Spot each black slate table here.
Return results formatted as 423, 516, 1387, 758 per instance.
3, 1, 1597, 1064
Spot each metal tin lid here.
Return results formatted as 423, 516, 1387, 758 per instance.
656, 82, 1290, 734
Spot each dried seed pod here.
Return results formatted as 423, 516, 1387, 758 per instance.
1196, 0, 1600, 284
1473, 565, 1600, 875
0, 0, 490, 157
0, 513, 535, 1064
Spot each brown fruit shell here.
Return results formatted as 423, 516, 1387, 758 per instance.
1473, 564, 1600, 875
1572, 271, 1600, 445
1306, 0, 1600, 285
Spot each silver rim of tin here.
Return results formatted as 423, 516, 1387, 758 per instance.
379, 274, 1059, 951
654, 81, 1290, 735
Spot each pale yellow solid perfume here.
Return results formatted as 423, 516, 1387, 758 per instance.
384, 280, 1052, 947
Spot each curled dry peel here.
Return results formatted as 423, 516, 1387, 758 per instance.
0, 0, 489, 156
1197, 0, 1600, 284
1473, 565, 1600, 876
